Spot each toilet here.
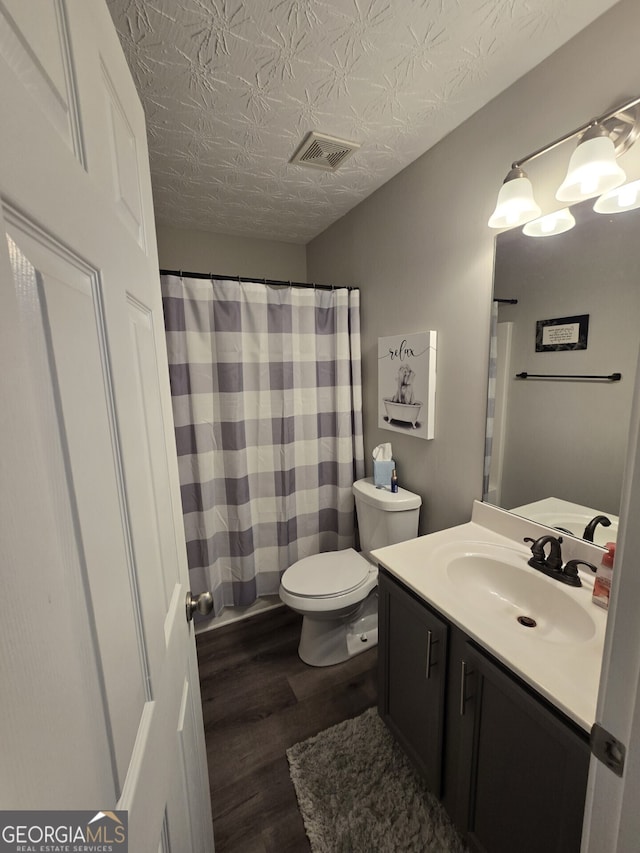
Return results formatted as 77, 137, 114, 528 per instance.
279, 477, 422, 666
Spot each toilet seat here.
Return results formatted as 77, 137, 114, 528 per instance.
280, 548, 371, 599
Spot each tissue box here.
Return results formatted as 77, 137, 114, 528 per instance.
374, 459, 395, 488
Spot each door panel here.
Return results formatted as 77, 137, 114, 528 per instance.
7, 217, 148, 789
0, 0, 84, 160
102, 61, 146, 247
1, 225, 117, 809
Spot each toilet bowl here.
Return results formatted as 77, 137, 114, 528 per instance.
279, 477, 421, 666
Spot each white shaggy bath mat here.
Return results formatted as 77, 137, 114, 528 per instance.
287, 706, 468, 853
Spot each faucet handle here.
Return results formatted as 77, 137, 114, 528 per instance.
560, 559, 598, 588
558, 558, 597, 588
523, 536, 542, 559
564, 559, 598, 575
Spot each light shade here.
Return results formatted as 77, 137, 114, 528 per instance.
488, 168, 541, 229
593, 180, 640, 214
556, 125, 626, 202
523, 207, 576, 237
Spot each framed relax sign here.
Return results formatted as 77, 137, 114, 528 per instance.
377, 330, 437, 440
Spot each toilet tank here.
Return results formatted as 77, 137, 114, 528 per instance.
353, 477, 422, 561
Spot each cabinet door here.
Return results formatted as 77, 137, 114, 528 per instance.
378, 571, 448, 795
458, 642, 590, 853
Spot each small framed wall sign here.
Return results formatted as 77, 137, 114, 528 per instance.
535, 314, 589, 352
378, 330, 437, 440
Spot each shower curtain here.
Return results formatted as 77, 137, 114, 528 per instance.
161, 274, 365, 616
482, 300, 499, 501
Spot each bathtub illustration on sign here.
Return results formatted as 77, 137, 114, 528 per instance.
378, 331, 437, 440
382, 398, 423, 427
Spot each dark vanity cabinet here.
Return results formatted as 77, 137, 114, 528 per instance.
377, 570, 448, 795
378, 569, 590, 853
454, 640, 591, 853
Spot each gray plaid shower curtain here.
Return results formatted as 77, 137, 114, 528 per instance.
161, 274, 365, 617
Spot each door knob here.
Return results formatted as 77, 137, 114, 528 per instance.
186, 590, 213, 622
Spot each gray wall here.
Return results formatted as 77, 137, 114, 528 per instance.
156, 223, 307, 281
493, 202, 640, 515
306, 0, 640, 536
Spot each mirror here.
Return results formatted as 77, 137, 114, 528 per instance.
485, 199, 640, 544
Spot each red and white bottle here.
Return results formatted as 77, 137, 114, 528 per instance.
592, 542, 616, 610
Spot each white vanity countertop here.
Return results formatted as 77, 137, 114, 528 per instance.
371, 502, 608, 733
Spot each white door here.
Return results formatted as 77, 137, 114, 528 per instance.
0, 2, 214, 851
582, 343, 640, 851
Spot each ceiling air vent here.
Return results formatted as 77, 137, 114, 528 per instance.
290, 131, 360, 172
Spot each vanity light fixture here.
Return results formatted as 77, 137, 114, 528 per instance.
489, 95, 640, 230
593, 179, 640, 214
487, 167, 541, 229
556, 124, 626, 202
522, 207, 575, 237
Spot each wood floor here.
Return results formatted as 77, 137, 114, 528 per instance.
196, 606, 378, 853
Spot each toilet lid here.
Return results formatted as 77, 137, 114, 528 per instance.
281, 548, 370, 598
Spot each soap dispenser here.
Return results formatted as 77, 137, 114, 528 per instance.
592, 542, 616, 610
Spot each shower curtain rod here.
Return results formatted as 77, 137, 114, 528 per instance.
159, 268, 358, 292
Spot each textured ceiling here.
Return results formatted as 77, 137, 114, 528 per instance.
107, 0, 619, 244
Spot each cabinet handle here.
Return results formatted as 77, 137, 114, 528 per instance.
425, 630, 433, 679
460, 660, 473, 716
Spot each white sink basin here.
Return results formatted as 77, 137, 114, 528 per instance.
442, 545, 597, 644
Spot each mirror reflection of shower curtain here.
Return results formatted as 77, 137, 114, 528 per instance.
483, 312, 513, 504
161, 274, 365, 617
